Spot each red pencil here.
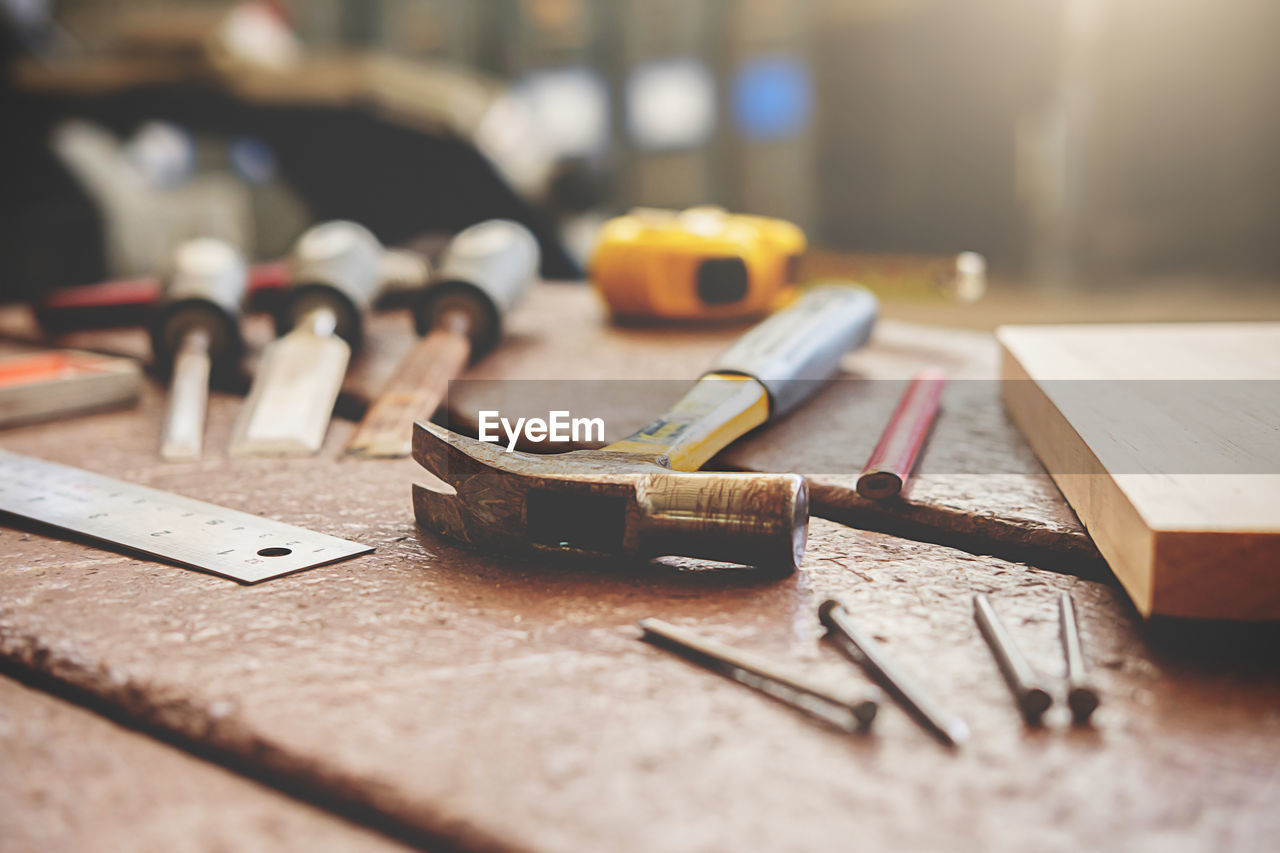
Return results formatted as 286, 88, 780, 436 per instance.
857, 368, 946, 499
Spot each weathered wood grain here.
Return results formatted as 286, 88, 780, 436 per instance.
0, 390, 1277, 852
0, 676, 413, 853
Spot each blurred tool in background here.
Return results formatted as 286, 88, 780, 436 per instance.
0, 349, 141, 429
5, 0, 1280, 304
51, 119, 254, 279
590, 206, 805, 322
348, 219, 539, 458
0, 0, 580, 303
229, 220, 426, 457
34, 262, 290, 333
590, 206, 982, 324
151, 238, 248, 462
803, 251, 986, 304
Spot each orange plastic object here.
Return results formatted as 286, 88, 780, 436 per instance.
0, 352, 116, 388
589, 207, 805, 321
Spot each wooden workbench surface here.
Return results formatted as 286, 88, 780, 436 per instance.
2, 385, 1278, 851
0, 675, 413, 853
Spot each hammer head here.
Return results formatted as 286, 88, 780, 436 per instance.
412, 421, 808, 574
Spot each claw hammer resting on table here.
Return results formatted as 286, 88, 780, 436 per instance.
412, 284, 878, 574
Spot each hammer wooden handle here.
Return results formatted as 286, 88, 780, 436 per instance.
606, 285, 878, 472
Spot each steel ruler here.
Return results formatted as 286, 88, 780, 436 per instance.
0, 449, 372, 583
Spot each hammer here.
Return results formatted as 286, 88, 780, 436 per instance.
412, 284, 878, 573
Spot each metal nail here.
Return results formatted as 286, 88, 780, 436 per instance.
638, 618, 878, 733
973, 594, 1053, 726
819, 599, 969, 747
1058, 592, 1100, 725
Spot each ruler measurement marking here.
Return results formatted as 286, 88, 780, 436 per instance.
0, 450, 372, 583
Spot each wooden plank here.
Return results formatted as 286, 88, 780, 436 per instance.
0, 391, 1277, 851
0, 676, 412, 853
999, 323, 1280, 619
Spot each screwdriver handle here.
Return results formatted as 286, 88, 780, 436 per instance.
709, 283, 877, 418
605, 285, 877, 472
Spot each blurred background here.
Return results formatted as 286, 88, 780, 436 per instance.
3, 0, 1279, 326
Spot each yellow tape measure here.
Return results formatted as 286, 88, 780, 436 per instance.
589, 206, 805, 321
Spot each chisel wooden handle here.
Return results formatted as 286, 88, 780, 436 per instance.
606, 284, 878, 471
351, 310, 473, 456
347, 220, 539, 457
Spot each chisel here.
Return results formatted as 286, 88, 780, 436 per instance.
150, 238, 248, 461
346, 219, 539, 458
228, 221, 428, 457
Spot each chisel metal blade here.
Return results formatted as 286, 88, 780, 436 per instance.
160, 331, 212, 462
229, 311, 350, 457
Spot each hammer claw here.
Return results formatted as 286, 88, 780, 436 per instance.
412, 419, 511, 487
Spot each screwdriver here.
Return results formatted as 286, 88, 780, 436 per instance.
346, 219, 539, 458
150, 238, 248, 461
228, 221, 426, 457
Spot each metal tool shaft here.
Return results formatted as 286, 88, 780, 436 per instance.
228, 305, 350, 457
639, 618, 878, 733
1058, 592, 1100, 725
160, 329, 212, 462
973, 594, 1053, 725
152, 237, 248, 461
819, 599, 968, 747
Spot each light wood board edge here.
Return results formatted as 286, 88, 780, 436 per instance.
997, 341, 1153, 614
997, 330, 1280, 620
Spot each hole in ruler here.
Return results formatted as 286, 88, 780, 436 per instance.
257, 547, 293, 557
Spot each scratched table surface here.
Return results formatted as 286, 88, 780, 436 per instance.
1, 382, 1278, 852
0, 675, 413, 853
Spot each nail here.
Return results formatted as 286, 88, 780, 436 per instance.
820, 599, 969, 747
1058, 592, 1100, 725
973, 594, 1053, 725
639, 618, 878, 733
